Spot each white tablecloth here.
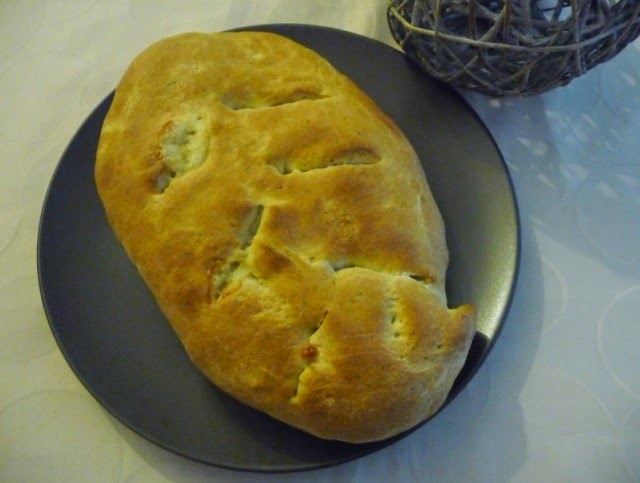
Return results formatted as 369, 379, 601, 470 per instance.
2, 1, 639, 481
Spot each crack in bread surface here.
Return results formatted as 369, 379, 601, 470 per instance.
238, 204, 263, 249
292, 309, 327, 399
155, 114, 209, 192
329, 260, 436, 287
386, 292, 411, 358
269, 148, 381, 175
221, 90, 328, 110
210, 204, 263, 300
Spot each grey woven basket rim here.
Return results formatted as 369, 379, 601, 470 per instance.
388, 1, 639, 53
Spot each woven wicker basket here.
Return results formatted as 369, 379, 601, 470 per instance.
387, 0, 640, 96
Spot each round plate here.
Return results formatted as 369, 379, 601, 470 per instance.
38, 24, 519, 472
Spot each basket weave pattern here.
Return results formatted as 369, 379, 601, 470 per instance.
387, 0, 640, 96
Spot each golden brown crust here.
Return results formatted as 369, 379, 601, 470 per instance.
95, 31, 475, 443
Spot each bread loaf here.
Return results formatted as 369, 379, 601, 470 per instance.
95, 31, 475, 443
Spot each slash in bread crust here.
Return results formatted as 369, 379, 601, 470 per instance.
95, 31, 475, 443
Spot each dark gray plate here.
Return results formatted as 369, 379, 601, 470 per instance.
38, 24, 519, 473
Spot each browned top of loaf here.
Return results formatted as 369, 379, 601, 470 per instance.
95, 31, 475, 443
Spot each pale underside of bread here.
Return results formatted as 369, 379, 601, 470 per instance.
95, 31, 475, 443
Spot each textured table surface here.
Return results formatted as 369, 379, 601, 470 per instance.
1, 1, 639, 481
